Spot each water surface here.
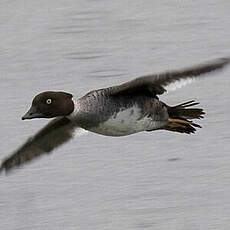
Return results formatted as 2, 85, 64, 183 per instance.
0, 1, 230, 229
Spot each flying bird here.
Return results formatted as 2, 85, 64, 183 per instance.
0, 57, 229, 174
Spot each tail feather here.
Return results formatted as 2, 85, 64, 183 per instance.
168, 100, 205, 120
164, 119, 198, 134
165, 100, 205, 134
173, 100, 200, 108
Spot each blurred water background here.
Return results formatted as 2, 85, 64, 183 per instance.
0, 1, 230, 229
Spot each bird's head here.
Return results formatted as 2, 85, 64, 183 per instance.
22, 91, 74, 120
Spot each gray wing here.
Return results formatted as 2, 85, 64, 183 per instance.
109, 57, 230, 96
0, 117, 78, 174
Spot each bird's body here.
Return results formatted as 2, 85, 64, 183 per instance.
0, 57, 229, 173
71, 89, 168, 136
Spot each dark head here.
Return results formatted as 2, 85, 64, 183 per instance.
22, 91, 74, 120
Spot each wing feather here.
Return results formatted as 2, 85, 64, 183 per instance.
109, 57, 230, 96
0, 117, 79, 174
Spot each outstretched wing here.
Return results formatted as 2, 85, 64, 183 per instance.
109, 57, 230, 97
0, 117, 79, 174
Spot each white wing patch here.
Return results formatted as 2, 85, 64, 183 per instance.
74, 128, 88, 136
165, 78, 195, 92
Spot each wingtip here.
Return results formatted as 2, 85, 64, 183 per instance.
0, 165, 5, 175
0, 159, 15, 176
221, 57, 230, 62
0, 164, 15, 176
214, 57, 230, 66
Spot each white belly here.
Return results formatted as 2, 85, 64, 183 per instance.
89, 106, 166, 136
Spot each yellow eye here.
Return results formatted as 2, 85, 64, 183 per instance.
46, 98, 52, 104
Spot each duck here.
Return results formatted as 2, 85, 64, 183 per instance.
0, 57, 229, 174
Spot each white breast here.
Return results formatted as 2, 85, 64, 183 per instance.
89, 106, 166, 136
